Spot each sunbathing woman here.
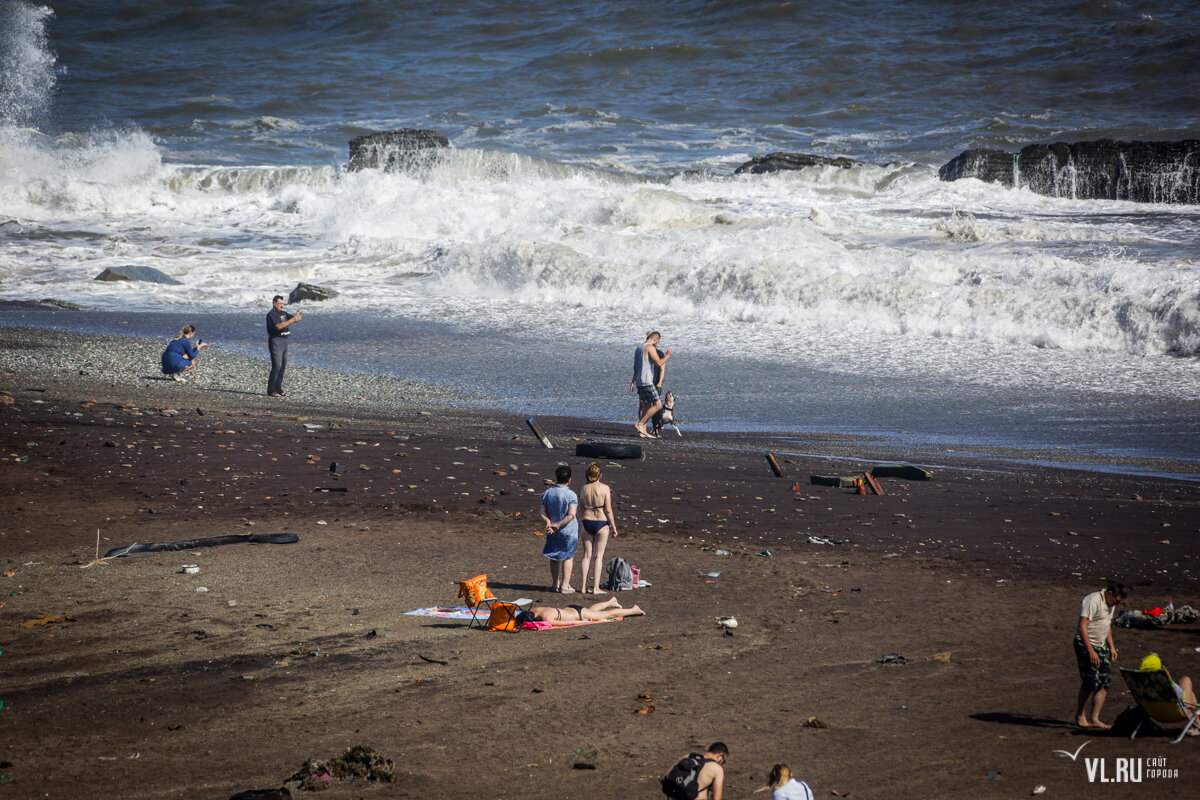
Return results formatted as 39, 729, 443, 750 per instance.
524, 596, 645, 627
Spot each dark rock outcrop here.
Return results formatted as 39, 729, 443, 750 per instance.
939, 140, 1200, 203
348, 129, 450, 172
94, 266, 181, 285
735, 152, 867, 174
288, 283, 338, 304
0, 298, 86, 310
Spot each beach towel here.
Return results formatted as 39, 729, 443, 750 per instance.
404, 606, 478, 620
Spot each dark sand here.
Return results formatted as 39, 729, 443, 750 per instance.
1, 337, 1198, 799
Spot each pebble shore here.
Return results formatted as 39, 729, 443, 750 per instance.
0, 324, 477, 419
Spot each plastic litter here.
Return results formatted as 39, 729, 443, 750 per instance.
716, 617, 738, 629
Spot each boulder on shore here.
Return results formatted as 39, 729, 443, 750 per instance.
348, 129, 450, 172
94, 266, 182, 285
288, 283, 338, 304
938, 140, 1200, 203
735, 152, 868, 174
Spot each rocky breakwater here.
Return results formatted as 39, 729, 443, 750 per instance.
939, 140, 1200, 203
348, 128, 450, 172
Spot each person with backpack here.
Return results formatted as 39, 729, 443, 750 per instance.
662, 742, 727, 800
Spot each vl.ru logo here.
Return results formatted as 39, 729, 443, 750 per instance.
1054, 743, 1179, 783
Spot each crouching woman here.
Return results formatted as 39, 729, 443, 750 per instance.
161, 324, 208, 382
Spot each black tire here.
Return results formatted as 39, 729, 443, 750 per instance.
871, 464, 932, 481
575, 442, 644, 460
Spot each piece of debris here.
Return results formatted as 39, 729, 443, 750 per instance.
716, 617, 738, 629
879, 653, 907, 665
810, 475, 857, 488
871, 463, 932, 480
1032, 787, 1046, 796
329, 461, 346, 473
20, 615, 74, 628
807, 536, 838, 546
573, 762, 597, 769
764, 451, 783, 477
802, 716, 828, 729
526, 417, 553, 449
230, 789, 291, 800
926, 651, 951, 663
288, 745, 394, 791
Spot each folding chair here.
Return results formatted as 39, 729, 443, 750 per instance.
456, 574, 531, 629
1119, 667, 1200, 743
471, 596, 533, 630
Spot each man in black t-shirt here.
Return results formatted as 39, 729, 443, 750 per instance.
266, 295, 302, 397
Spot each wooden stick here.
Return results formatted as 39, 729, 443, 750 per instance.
95, 529, 100, 561
764, 452, 783, 477
526, 417, 553, 449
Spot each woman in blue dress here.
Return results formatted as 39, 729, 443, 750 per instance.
161, 324, 208, 382
540, 464, 579, 593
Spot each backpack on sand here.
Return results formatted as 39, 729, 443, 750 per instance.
661, 753, 711, 800
603, 556, 634, 591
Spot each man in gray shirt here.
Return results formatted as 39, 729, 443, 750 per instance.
631, 331, 673, 438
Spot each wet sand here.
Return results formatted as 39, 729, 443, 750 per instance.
1, 326, 1197, 799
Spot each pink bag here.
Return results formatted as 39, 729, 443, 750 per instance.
630, 565, 640, 586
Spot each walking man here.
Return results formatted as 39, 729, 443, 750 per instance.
631, 331, 673, 438
266, 295, 302, 397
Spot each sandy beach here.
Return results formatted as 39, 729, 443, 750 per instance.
1, 324, 1197, 799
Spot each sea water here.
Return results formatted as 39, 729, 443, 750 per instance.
1, 1, 1198, 476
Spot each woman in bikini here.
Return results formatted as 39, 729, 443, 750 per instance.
525, 596, 645, 627
578, 462, 618, 594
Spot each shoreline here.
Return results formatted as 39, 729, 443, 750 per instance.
3, 317, 1198, 483
1, 325, 1197, 798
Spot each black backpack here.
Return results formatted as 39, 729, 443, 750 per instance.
661, 754, 712, 800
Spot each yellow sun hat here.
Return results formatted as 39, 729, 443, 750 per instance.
1140, 653, 1163, 671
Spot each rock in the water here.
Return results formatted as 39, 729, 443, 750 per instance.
939, 140, 1200, 203
0, 298, 87, 310
735, 152, 866, 174
288, 283, 338, 304
94, 266, 182, 285
348, 129, 450, 172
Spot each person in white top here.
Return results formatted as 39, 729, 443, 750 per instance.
1073, 581, 1127, 729
760, 764, 813, 800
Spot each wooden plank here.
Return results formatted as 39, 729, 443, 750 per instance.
526, 417, 553, 449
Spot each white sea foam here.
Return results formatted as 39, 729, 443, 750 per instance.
0, 2, 55, 129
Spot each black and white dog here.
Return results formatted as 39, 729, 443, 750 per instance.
651, 390, 681, 437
